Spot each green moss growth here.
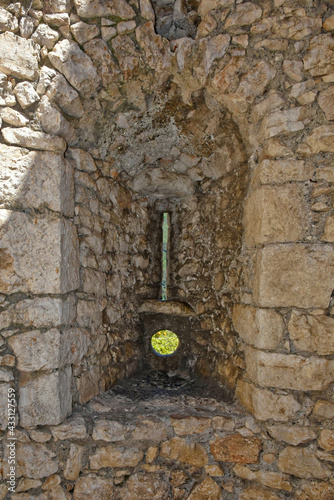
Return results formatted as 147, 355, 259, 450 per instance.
151, 330, 179, 356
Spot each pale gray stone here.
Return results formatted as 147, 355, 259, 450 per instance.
0, 32, 39, 80
260, 107, 307, 138
74, 0, 135, 19
90, 446, 144, 469
64, 444, 84, 481
19, 16, 35, 38
0, 383, 10, 431
84, 38, 120, 87
82, 268, 106, 296
2, 127, 66, 152
13, 81, 40, 109
288, 311, 334, 355
225, 2, 262, 27
0, 368, 13, 381
9, 329, 63, 371
93, 420, 129, 441
36, 96, 77, 145
253, 244, 334, 308
70, 21, 100, 44
245, 346, 334, 391
0, 107, 28, 126
14, 442, 59, 479
0, 7, 18, 33
31, 23, 60, 49
197, 34, 230, 80
44, 13, 70, 27
135, 22, 171, 73
303, 34, 334, 76
51, 417, 87, 441
42, 72, 84, 119
0, 211, 79, 294
100, 26, 116, 41
278, 446, 331, 479
67, 148, 96, 172
51, 0, 73, 12
0, 70, 16, 106
117, 20, 136, 35
73, 475, 114, 500
48, 39, 101, 97
318, 86, 334, 121
37, 66, 57, 95
19, 367, 72, 427
140, 0, 155, 21
267, 425, 316, 445
133, 168, 195, 198
0, 144, 74, 215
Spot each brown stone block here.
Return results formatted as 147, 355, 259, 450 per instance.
90, 445, 144, 469
160, 437, 208, 467
210, 434, 262, 463
278, 446, 331, 479
188, 476, 222, 499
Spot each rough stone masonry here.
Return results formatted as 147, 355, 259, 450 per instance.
0, 0, 334, 497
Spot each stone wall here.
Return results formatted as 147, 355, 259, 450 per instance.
0, 0, 334, 496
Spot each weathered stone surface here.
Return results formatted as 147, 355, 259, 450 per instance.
93, 419, 129, 441
267, 425, 316, 445
253, 244, 334, 308
304, 34, 334, 76
77, 366, 100, 404
19, 16, 35, 39
236, 61, 276, 100
133, 168, 194, 198
0, 212, 79, 294
70, 21, 100, 44
239, 485, 281, 500
233, 464, 292, 491
30, 430, 51, 443
244, 185, 307, 246
73, 475, 114, 500
197, 34, 230, 80
0, 6, 18, 32
83, 38, 120, 87
318, 86, 334, 120
188, 476, 222, 499
260, 107, 306, 138
140, 0, 155, 22
16, 478, 42, 493
66, 148, 97, 172
245, 346, 334, 391
283, 60, 303, 81
318, 429, 334, 451
225, 3, 262, 28
278, 446, 331, 479
250, 91, 284, 123
297, 481, 334, 500
322, 215, 334, 242
161, 437, 208, 466
132, 417, 167, 442
118, 20, 136, 35
324, 15, 334, 31
298, 125, 334, 155
13, 81, 40, 109
51, 417, 87, 441
111, 35, 140, 79
232, 304, 284, 350
36, 96, 77, 145
253, 159, 311, 185
14, 443, 58, 479
0, 383, 10, 430
0, 70, 16, 107
48, 40, 101, 97
119, 472, 169, 500
90, 445, 144, 469
198, 0, 233, 17
0, 144, 74, 215
74, 0, 135, 19
64, 444, 84, 481
31, 24, 60, 49
210, 434, 262, 464
236, 378, 301, 421
171, 416, 211, 435
19, 367, 72, 427
288, 311, 334, 355
0, 107, 28, 126
2, 127, 66, 153
311, 399, 334, 421
0, 32, 39, 80
136, 22, 171, 74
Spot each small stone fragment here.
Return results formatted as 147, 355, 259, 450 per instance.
64, 444, 84, 480
225, 2, 262, 27
0, 107, 28, 127
119, 472, 169, 500
70, 21, 100, 44
283, 59, 304, 81
0, 32, 39, 80
318, 429, 334, 451
19, 16, 35, 39
311, 399, 334, 421
13, 82, 40, 109
31, 24, 60, 49
0, 7, 18, 32
188, 476, 222, 499
51, 417, 87, 441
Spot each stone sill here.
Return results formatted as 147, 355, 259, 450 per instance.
138, 299, 195, 316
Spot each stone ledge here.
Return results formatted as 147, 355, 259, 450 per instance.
138, 300, 195, 316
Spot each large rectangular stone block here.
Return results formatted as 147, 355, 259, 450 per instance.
19, 367, 72, 427
245, 346, 334, 391
288, 311, 334, 355
0, 211, 79, 294
244, 185, 307, 246
0, 144, 74, 216
253, 244, 334, 308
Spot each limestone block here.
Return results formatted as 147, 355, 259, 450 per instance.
119, 472, 169, 500
48, 40, 101, 98
237, 61, 276, 99
39, 70, 84, 119
93, 419, 129, 441
311, 399, 334, 421
160, 437, 208, 467
245, 346, 334, 391
324, 14, 334, 31
0, 7, 18, 32
132, 417, 167, 442
90, 445, 144, 469
77, 365, 100, 403
135, 22, 171, 73
73, 0, 135, 19
2, 127, 66, 152
239, 485, 281, 500
0, 70, 16, 106
15, 443, 58, 479
250, 91, 284, 123
260, 107, 306, 138
188, 477, 222, 500
140, 0, 155, 22
225, 3, 262, 28
318, 86, 334, 120
73, 475, 114, 500
288, 311, 334, 355
236, 379, 299, 421
271, 16, 322, 40
253, 244, 334, 308
198, 0, 233, 17
0, 32, 39, 80
0, 144, 74, 216
133, 168, 195, 198
197, 34, 230, 79
19, 16, 35, 39
31, 24, 60, 49
70, 21, 100, 44
0, 107, 28, 127
13, 82, 40, 109
278, 446, 331, 479
51, 417, 87, 441
84, 38, 120, 88
283, 60, 303, 81
318, 429, 334, 451
0, 296, 76, 331
244, 185, 306, 246
0, 383, 10, 430
232, 304, 284, 349
66, 148, 97, 172
210, 434, 262, 464
267, 425, 316, 445
298, 482, 334, 499
253, 159, 312, 185
303, 34, 334, 76
64, 443, 84, 480
298, 125, 334, 155
0, 212, 79, 294
36, 96, 77, 145
19, 367, 72, 427
50, 0, 73, 12
322, 215, 334, 243
233, 464, 292, 492
317, 166, 334, 183
171, 416, 211, 435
